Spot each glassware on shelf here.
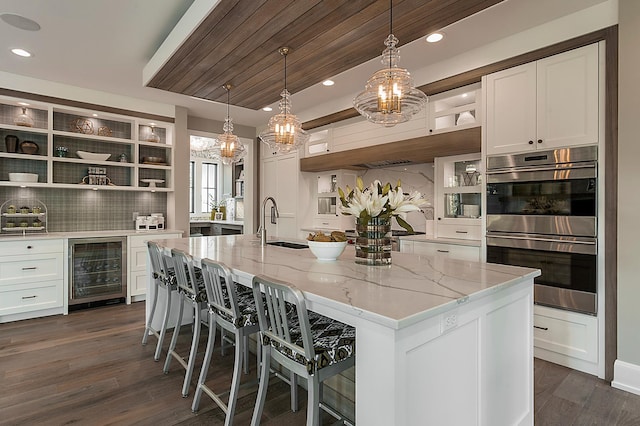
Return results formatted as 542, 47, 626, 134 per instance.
146, 126, 160, 143
14, 107, 34, 127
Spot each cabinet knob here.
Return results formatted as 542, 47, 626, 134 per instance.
429, 129, 433, 133
537, 139, 543, 144
437, 217, 442, 220
528, 140, 534, 145
27, 245, 33, 249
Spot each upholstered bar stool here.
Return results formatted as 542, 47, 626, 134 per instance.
191, 258, 261, 424
250, 275, 356, 426
142, 241, 177, 361
163, 248, 207, 397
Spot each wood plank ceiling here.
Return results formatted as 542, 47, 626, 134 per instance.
146, 0, 503, 110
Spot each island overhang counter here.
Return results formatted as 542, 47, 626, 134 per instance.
150, 235, 540, 426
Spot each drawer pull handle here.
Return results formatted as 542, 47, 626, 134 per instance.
22, 295, 37, 300
437, 250, 449, 253
27, 245, 33, 249
534, 325, 549, 331
22, 267, 37, 271
455, 231, 468, 234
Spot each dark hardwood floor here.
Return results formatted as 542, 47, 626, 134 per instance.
1, 302, 639, 426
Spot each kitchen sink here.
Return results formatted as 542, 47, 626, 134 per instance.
266, 241, 309, 249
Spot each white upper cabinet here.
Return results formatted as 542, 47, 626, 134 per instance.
428, 83, 481, 135
485, 43, 599, 155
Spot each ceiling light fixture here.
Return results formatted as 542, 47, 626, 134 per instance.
259, 47, 309, 153
18, 102, 29, 106
211, 83, 246, 165
262, 106, 273, 112
11, 48, 32, 57
1, 14, 41, 31
426, 32, 444, 43
322, 80, 335, 86
353, 0, 427, 127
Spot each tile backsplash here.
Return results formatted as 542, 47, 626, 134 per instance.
0, 187, 166, 232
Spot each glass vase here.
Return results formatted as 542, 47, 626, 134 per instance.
355, 217, 392, 265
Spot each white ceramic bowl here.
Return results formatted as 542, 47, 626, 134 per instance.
307, 240, 347, 261
76, 150, 111, 161
8, 173, 38, 183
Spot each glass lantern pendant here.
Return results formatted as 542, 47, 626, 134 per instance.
212, 84, 246, 165
353, 1, 427, 127
259, 47, 309, 153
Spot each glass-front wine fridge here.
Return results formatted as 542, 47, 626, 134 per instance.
69, 237, 127, 305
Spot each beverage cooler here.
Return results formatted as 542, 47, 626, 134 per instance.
69, 237, 127, 305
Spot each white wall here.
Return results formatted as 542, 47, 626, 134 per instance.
614, 0, 640, 393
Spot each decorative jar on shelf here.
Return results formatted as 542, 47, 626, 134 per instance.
14, 107, 34, 127
5, 135, 18, 153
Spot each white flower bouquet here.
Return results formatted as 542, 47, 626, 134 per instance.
338, 177, 426, 233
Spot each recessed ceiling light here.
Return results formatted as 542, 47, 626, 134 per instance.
149, 122, 156, 126
461, 93, 468, 98
11, 48, 32, 57
426, 32, 444, 43
0, 14, 41, 31
18, 102, 30, 106
322, 80, 335, 86
92, 113, 98, 117
262, 107, 273, 112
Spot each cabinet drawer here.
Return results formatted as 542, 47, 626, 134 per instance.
0, 280, 63, 316
0, 253, 63, 285
533, 305, 597, 362
312, 217, 340, 230
131, 247, 148, 271
0, 238, 63, 256
436, 224, 482, 240
129, 233, 181, 248
412, 241, 480, 261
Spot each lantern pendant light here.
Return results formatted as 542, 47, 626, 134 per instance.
212, 83, 246, 165
259, 47, 309, 153
353, 0, 428, 127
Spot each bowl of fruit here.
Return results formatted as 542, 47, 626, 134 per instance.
306, 231, 348, 261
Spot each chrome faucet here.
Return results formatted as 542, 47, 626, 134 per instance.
258, 196, 279, 246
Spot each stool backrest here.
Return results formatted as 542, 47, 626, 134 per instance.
171, 248, 199, 297
252, 275, 315, 362
200, 258, 240, 322
147, 241, 163, 283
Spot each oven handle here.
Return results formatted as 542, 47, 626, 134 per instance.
487, 163, 596, 183
487, 234, 597, 255
487, 163, 596, 174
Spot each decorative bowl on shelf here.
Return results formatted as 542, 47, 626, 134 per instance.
141, 156, 166, 165
8, 173, 38, 183
19, 140, 39, 155
76, 151, 111, 161
307, 240, 347, 262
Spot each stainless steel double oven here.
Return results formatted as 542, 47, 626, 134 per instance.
485, 146, 598, 315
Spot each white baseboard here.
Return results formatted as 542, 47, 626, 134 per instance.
612, 359, 640, 396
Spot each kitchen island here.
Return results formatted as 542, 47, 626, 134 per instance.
151, 235, 540, 425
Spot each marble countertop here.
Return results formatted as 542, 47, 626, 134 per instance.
153, 235, 539, 330
398, 234, 481, 247
0, 229, 183, 242
190, 219, 244, 226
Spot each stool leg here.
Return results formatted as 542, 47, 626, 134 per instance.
192, 310, 217, 412
182, 302, 202, 397
243, 334, 250, 374
307, 376, 321, 426
291, 372, 299, 412
154, 284, 172, 361
225, 328, 244, 426
163, 293, 184, 373
142, 280, 159, 345
251, 345, 271, 426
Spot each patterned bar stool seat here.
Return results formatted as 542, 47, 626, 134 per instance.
163, 248, 207, 397
191, 258, 261, 425
250, 275, 355, 426
141, 241, 177, 362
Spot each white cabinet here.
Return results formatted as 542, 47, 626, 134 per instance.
401, 239, 480, 262
261, 151, 299, 239
434, 153, 482, 240
0, 238, 65, 322
533, 304, 598, 375
127, 232, 181, 303
0, 95, 174, 191
312, 170, 356, 231
304, 128, 332, 157
485, 43, 599, 155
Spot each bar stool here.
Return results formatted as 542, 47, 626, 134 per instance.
163, 248, 207, 397
191, 258, 261, 424
141, 241, 176, 361
250, 275, 356, 426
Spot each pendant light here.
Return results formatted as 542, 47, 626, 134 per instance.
353, 0, 428, 127
211, 83, 246, 164
259, 47, 309, 153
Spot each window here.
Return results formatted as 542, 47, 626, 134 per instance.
201, 162, 217, 213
